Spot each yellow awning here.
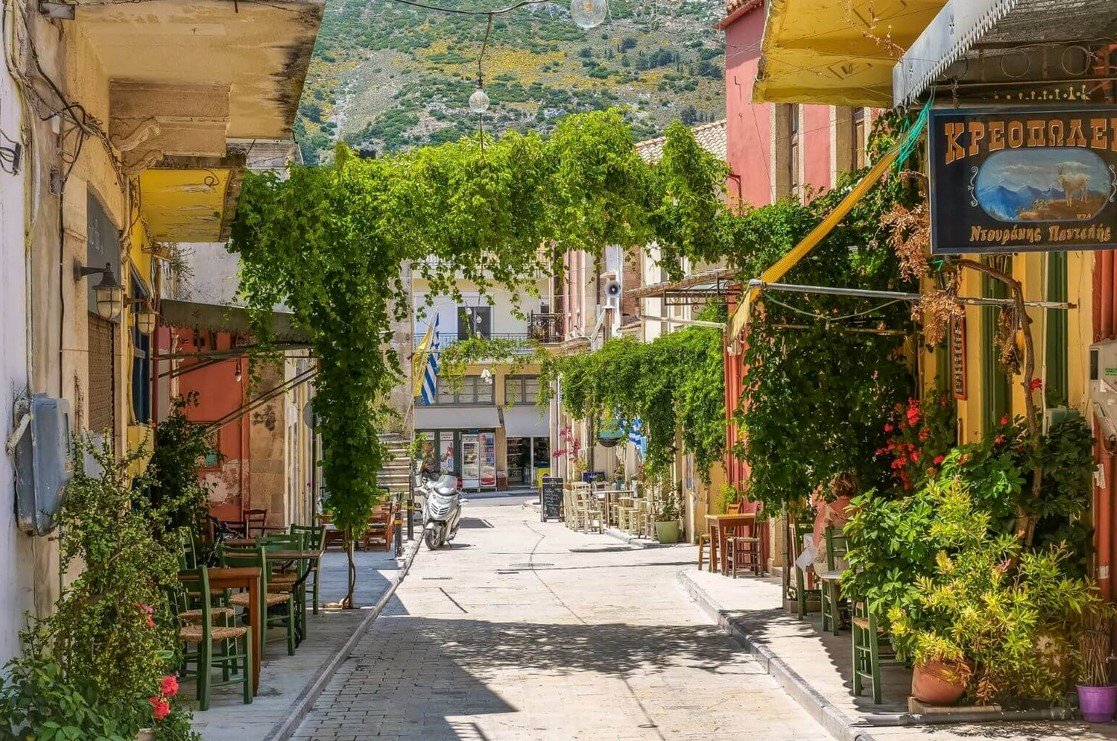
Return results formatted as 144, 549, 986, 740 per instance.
754, 0, 946, 107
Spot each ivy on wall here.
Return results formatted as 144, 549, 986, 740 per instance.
731, 113, 923, 511
539, 306, 726, 482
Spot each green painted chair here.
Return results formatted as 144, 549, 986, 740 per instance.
818, 526, 849, 636
852, 598, 901, 704
220, 544, 298, 656
290, 523, 326, 615
788, 517, 819, 620
259, 533, 309, 638
176, 567, 253, 710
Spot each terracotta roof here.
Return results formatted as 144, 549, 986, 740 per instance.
718, 0, 763, 28
635, 119, 727, 164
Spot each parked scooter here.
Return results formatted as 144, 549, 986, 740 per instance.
417, 473, 463, 550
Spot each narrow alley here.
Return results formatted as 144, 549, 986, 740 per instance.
293, 495, 827, 740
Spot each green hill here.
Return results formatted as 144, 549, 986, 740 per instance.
296, 0, 726, 161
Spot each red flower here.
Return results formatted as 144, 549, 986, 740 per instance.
1029, 378, 1043, 391
910, 451, 921, 462
995, 434, 1006, 445
1000, 414, 1009, 426
160, 675, 179, 698
883, 423, 893, 433
906, 409, 921, 426
149, 696, 171, 721
933, 455, 945, 465
918, 429, 929, 441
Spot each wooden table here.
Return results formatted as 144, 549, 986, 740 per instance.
704, 513, 757, 576
191, 566, 262, 695
223, 537, 257, 548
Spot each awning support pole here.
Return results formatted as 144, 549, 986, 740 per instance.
748, 280, 1075, 310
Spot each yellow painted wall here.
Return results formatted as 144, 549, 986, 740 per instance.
921, 253, 1094, 443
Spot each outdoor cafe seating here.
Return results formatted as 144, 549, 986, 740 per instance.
562, 479, 654, 539
170, 518, 326, 709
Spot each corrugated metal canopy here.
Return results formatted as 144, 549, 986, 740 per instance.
895, 0, 1117, 106
754, 0, 947, 107
160, 299, 307, 343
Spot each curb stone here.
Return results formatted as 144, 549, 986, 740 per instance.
264, 540, 422, 740
678, 570, 880, 741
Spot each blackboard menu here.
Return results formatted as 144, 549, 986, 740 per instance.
541, 476, 563, 522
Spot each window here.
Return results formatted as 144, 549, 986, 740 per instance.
788, 104, 800, 197
432, 375, 494, 405
505, 376, 540, 405
457, 305, 492, 339
130, 274, 151, 424
852, 108, 867, 170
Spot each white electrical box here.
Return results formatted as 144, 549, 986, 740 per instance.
13, 395, 72, 535
1089, 339, 1117, 444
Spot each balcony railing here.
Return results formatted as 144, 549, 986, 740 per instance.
414, 332, 535, 352
528, 312, 563, 344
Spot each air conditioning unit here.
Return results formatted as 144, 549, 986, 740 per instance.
1089, 339, 1117, 447
11, 395, 72, 535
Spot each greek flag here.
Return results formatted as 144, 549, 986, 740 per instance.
627, 418, 647, 458
420, 315, 440, 405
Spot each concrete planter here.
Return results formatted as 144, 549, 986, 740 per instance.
654, 521, 679, 544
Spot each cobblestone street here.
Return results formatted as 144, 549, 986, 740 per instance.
293, 495, 827, 740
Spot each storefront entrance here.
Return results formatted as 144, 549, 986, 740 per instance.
506, 436, 550, 488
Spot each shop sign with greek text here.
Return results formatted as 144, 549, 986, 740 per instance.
928, 106, 1117, 254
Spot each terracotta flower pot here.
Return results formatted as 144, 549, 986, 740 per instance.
911, 660, 968, 706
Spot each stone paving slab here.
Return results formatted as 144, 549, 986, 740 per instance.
191, 546, 408, 741
292, 496, 829, 740
679, 567, 1117, 741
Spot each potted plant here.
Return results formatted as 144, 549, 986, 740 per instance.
1077, 603, 1117, 723
654, 488, 680, 544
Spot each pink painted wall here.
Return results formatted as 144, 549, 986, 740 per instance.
723, 5, 771, 209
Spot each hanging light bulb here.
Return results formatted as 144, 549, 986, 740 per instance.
234, 358, 243, 383
570, 0, 607, 30
469, 87, 490, 114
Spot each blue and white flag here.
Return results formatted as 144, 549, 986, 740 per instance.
420, 315, 441, 405
627, 417, 647, 458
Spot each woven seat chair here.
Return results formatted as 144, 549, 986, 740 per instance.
290, 523, 326, 615
177, 567, 253, 710
220, 544, 298, 656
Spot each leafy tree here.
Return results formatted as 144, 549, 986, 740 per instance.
230, 111, 727, 604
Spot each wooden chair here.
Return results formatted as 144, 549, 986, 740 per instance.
361, 500, 397, 551
726, 502, 762, 578
852, 598, 899, 704
789, 516, 820, 620
819, 526, 850, 636
316, 513, 347, 550
290, 523, 326, 615
244, 509, 269, 538
177, 567, 253, 710
221, 545, 298, 656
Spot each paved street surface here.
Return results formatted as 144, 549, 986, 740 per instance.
293, 494, 828, 740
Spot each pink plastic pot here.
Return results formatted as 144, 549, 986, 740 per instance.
1078, 684, 1117, 723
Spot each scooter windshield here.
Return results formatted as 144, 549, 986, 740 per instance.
434, 474, 457, 495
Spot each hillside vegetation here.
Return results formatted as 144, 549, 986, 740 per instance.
296, 0, 725, 161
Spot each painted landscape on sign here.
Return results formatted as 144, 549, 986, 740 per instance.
975, 148, 1112, 223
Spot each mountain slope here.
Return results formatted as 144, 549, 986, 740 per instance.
296, 0, 726, 161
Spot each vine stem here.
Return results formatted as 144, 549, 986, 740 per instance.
953, 258, 1042, 544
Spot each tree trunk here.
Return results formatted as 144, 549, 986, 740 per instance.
344, 534, 356, 609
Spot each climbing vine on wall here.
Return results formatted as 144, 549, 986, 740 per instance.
538, 307, 726, 482
230, 112, 728, 570
731, 112, 923, 512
